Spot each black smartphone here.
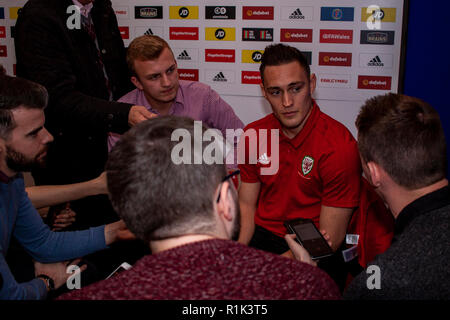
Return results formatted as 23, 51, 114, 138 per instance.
284, 218, 334, 260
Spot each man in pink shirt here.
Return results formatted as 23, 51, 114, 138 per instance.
108, 35, 244, 162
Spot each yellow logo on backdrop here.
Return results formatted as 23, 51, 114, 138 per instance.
169, 6, 199, 19
361, 7, 396, 22
242, 50, 264, 63
205, 28, 235, 41
9, 7, 22, 20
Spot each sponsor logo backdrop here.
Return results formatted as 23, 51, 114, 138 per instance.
0, 0, 406, 102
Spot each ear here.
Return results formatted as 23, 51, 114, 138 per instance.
216, 181, 234, 222
131, 76, 143, 90
367, 161, 382, 188
309, 73, 316, 96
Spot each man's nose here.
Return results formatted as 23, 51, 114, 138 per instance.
42, 128, 54, 144
282, 92, 293, 107
161, 74, 171, 87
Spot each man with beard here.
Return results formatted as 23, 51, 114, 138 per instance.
15, 0, 153, 281
0, 74, 129, 300
59, 116, 340, 300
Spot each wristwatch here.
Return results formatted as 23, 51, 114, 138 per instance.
37, 274, 55, 291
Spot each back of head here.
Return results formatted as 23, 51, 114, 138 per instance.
356, 93, 447, 189
126, 35, 172, 76
259, 43, 310, 84
106, 116, 227, 242
0, 74, 48, 139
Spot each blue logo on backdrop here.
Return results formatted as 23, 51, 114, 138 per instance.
321, 7, 354, 21
0, 8, 5, 19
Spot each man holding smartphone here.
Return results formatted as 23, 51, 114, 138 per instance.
238, 44, 361, 289
287, 93, 450, 299
0, 74, 129, 299
58, 116, 340, 300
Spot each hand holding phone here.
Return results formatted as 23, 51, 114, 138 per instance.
285, 234, 317, 266
284, 218, 334, 260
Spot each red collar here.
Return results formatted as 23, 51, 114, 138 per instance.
275, 99, 320, 149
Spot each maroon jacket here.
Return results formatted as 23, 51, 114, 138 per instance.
59, 239, 341, 300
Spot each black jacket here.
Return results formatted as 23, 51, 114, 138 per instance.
15, 0, 133, 185
344, 186, 450, 300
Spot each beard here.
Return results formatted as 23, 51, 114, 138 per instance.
6, 145, 47, 173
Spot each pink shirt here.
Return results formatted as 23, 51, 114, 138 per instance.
108, 81, 244, 166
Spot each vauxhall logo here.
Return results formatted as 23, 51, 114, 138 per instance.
215, 7, 227, 15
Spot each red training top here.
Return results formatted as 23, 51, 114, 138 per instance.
239, 101, 361, 237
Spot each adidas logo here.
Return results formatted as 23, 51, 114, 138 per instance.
177, 50, 191, 60
258, 153, 270, 165
368, 55, 384, 67
213, 72, 227, 82
144, 29, 154, 35
289, 8, 305, 19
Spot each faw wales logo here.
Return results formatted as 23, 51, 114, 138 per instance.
301, 156, 314, 175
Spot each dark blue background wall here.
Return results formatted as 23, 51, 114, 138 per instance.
403, 0, 450, 179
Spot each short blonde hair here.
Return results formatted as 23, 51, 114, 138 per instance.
126, 35, 173, 76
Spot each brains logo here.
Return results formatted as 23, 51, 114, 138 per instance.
332, 8, 343, 20
247, 10, 253, 17
324, 56, 330, 63
367, 32, 388, 43
140, 8, 157, 18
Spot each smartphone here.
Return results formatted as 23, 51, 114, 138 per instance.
105, 262, 132, 279
284, 218, 334, 260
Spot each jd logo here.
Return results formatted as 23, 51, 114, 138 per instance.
252, 51, 262, 62
215, 28, 226, 39
372, 8, 385, 20
366, 5, 382, 30
179, 7, 189, 18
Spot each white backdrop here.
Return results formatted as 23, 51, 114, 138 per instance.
0, 0, 407, 138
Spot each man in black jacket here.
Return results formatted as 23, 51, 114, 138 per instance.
14, 0, 153, 280
287, 93, 450, 299
15, 0, 153, 229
